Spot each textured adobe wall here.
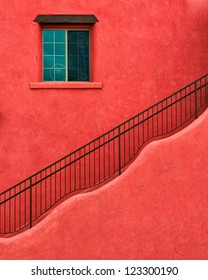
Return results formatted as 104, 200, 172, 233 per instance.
0, 109, 207, 259
0, 0, 208, 191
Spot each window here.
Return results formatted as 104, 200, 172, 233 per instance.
31, 15, 102, 89
43, 29, 90, 82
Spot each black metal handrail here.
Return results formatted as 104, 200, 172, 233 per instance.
0, 74, 207, 235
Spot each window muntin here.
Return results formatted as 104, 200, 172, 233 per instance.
42, 30, 90, 82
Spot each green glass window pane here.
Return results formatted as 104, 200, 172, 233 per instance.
55, 44, 65, 55
78, 31, 89, 44
68, 31, 77, 43
43, 56, 54, 68
68, 68, 79, 81
79, 56, 89, 69
55, 30, 65, 42
78, 44, 89, 56
43, 30, 54, 42
43, 43, 54, 55
43, 30, 67, 81
68, 56, 78, 68
55, 68, 65, 81
68, 44, 78, 56
68, 30, 90, 81
44, 69, 54, 81
79, 69, 89, 81
55, 56, 66, 66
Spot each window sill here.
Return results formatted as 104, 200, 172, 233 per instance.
30, 82, 103, 89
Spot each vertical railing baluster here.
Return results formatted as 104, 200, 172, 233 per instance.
24, 182, 26, 228
45, 170, 47, 212
113, 130, 115, 173
156, 105, 159, 136
180, 91, 182, 126
64, 159, 66, 194
147, 110, 149, 139
200, 78, 202, 108
118, 126, 121, 175
94, 143, 96, 185
79, 151, 81, 190
185, 87, 187, 121
4, 193, 6, 233
98, 139, 101, 182
19, 186, 21, 230
84, 147, 86, 188
108, 133, 110, 178
152, 106, 154, 137
128, 122, 130, 161
55, 164, 57, 200
69, 156, 72, 193
195, 82, 198, 119
133, 118, 135, 154
170, 96, 173, 131
60, 162, 62, 198
50, 166, 52, 207
89, 145, 91, 187
9, 190, 11, 233
30, 177, 33, 228
142, 113, 144, 144
14, 187, 16, 232
34, 176, 37, 218
74, 154, 76, 191
161, 102, 164, 134
104, 136, 106, 180
206, 75, 208, 104
175, 95, 178, 129
124, 124, 126, 165
40, 173, 42, 215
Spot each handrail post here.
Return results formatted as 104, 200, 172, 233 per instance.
118, 126, 121, 175
30, 177, 33, 228
194, 81, 198, 119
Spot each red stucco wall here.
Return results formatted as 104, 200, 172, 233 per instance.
0, 108, 207, 260
0, 0, 208, 191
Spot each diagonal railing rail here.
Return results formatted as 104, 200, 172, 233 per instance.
0, 74, 208, 235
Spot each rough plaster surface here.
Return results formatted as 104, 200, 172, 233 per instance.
0, 109, 207, 260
